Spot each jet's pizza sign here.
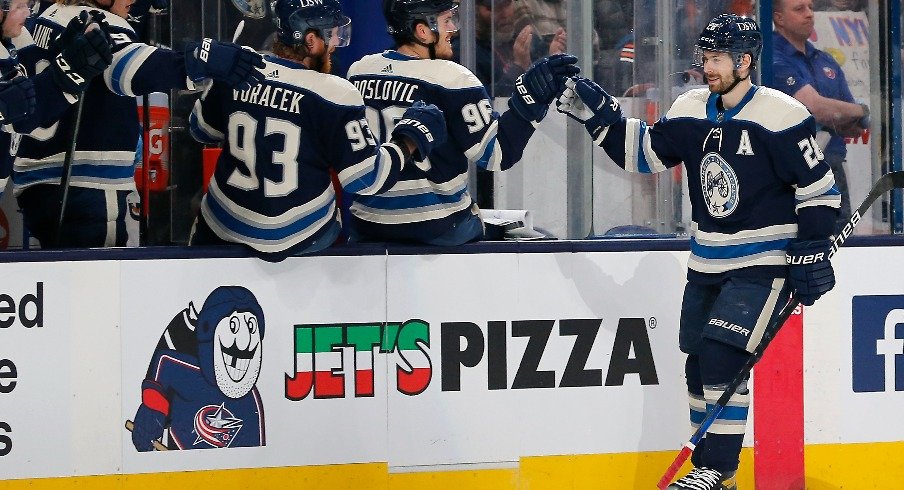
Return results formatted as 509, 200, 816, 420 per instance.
284, 317, 658, 401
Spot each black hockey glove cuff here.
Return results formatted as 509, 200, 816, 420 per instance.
786, 239, 835, 306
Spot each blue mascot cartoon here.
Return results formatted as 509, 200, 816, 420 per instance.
129, 286, 266, 451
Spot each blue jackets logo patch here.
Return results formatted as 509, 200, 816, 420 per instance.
700, 152, 740, 218
193, 403, 244, 448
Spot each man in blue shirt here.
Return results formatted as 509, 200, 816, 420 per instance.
771, 0, 869, 229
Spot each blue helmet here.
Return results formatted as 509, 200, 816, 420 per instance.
693, 13, 762, 69
271, 0, 351, 48
383, 0, 459, 38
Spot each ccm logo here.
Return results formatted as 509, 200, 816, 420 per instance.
709, 318, 751, 337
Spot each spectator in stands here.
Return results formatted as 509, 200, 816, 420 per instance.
816, 0, 867, 11
771, 0, 869, 229
594, 1, 634, 96
453, 0, 574, 97
512, 0, 568, 60
452, 0, 534, 97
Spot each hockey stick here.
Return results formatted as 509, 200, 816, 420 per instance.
657, 170, 904, 489
54, 95, 86, 248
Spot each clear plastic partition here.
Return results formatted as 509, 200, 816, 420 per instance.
164, 0, 277, 245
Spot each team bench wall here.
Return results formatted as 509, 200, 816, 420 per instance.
0, 238, 901, 487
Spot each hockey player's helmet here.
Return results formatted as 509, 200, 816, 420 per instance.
383, 0, 460, 37
693, 13, 762, 69
271, 0, 351, 48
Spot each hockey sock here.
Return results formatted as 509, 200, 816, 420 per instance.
698, 338, 750, 473
684, 354, 708, 468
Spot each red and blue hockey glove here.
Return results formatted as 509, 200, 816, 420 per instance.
556, 77, 623, 143
50, 11, 113, 94
185, 39, 266, 91
391, 101, 447, 160
508, 53, 580, 124
0, 76, 36, 125
786, 239, 835, 306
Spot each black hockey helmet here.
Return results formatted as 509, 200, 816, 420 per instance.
383, 0, 459, 38
271, 0, 351, 48
693, 13, 762, 69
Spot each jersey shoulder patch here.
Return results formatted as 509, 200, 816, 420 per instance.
736, 87, 812, 132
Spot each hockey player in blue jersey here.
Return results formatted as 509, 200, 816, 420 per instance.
130, 286, 266, 451
344, 0, 579, 246
558, 14, 839, 490
188, 0, 446, 261
13, 0, 266, 249
0, 0, 111, 197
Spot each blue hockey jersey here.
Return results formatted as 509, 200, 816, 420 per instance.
146, 350, 265, 450
0, 31, 76, 196
189, 55, 407, 254
598, 85, 841, 284
346, 51, 536, 242
13, 3, 197, 194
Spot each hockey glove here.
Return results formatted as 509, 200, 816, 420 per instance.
508, 53, 580, 124
184, 39, 266, 91
556, 77, 623, 143
51, 10, 112, 58
0, 76, 36, 125
391, 101, 447, 160
50, 13, 113, 94
131, 403, 166, 452
786, 239, 835, 306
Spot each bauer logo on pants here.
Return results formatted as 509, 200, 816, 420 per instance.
851, 295, 904, 392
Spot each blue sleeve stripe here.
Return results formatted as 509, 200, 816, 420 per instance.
636, 124, 651, 173
342, 154, 383, 194
108, 44, 141, 96
107, 44, 155, 96
188, 111, 221, 144
475, 135, 498, 170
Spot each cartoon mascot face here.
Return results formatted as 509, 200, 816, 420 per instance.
196, 286, 265, 399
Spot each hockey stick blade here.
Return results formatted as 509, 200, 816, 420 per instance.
656, 170, 904, 489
